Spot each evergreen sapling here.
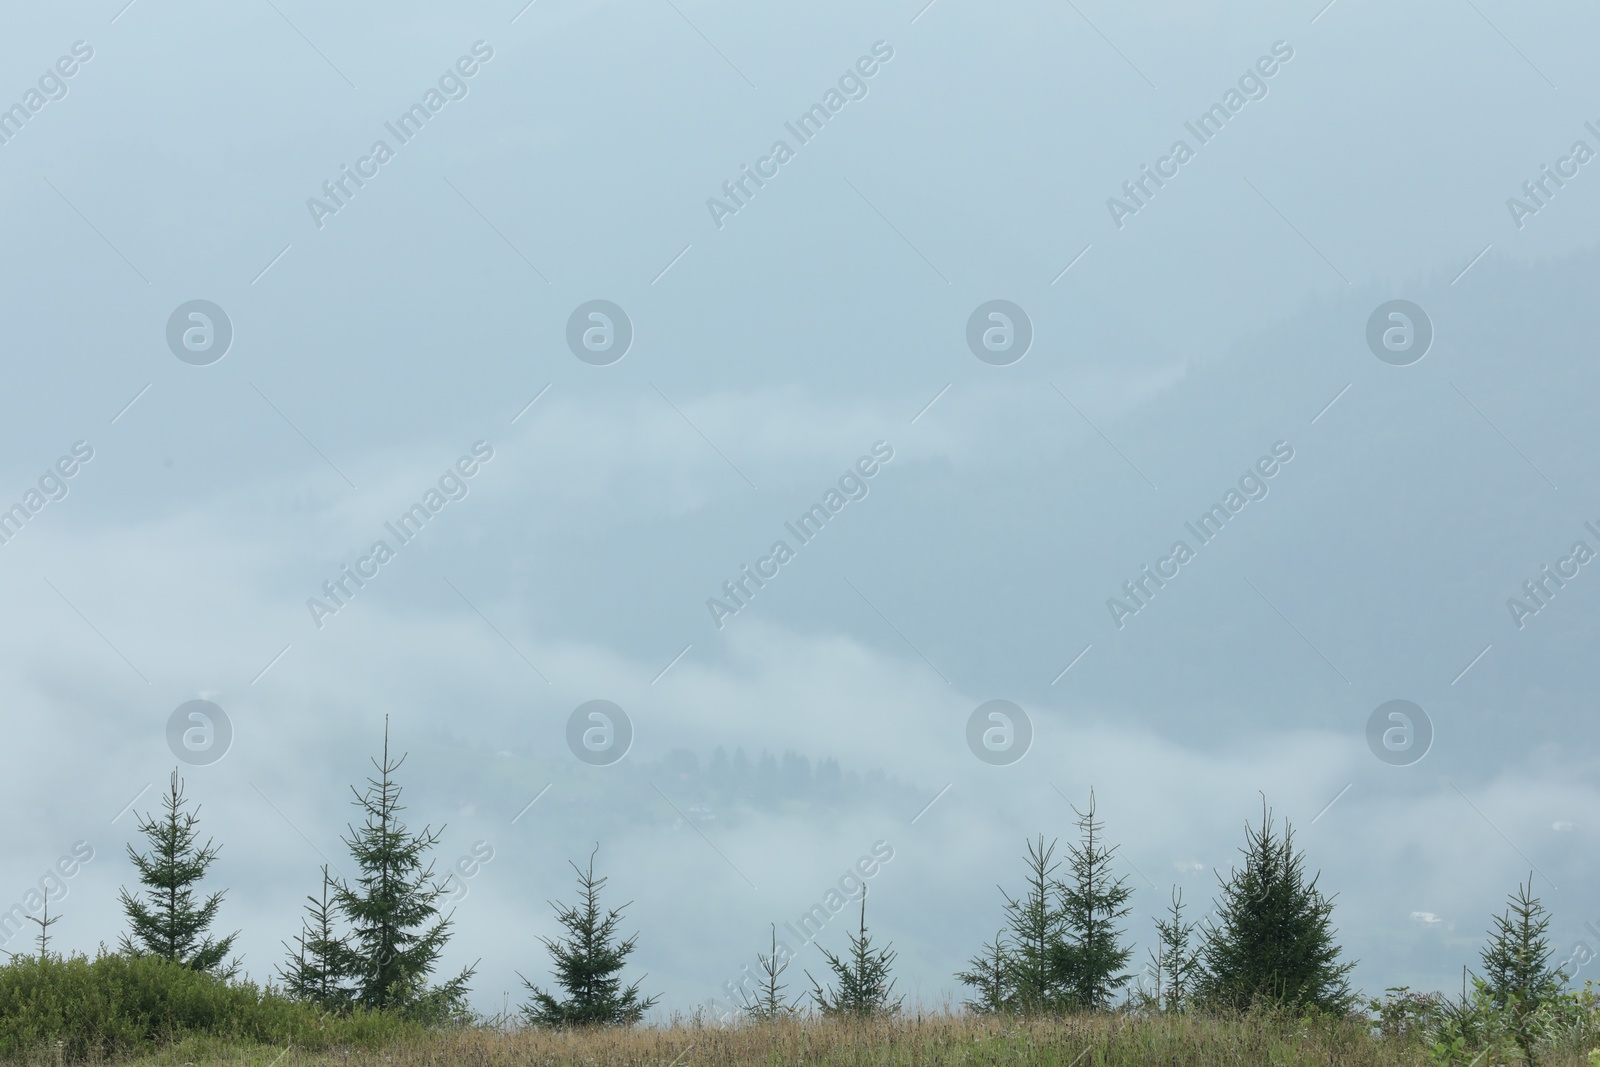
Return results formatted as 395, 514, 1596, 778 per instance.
1480, 874, 1564, 1062
1057, 791, 1134, 1009
117, 770, 238, 975
956, 931, 1015, 1015
1147, 886, 1199, 1013
334, 721, 475, 1017
807, 886, 902, 1018
278, 865, 355, 1012
520, 847, 659, 1027
1194, 800, 1354, 1014
739, 924, 799, 1021
998, 836, 1068, 1013
27, 903, 59, 961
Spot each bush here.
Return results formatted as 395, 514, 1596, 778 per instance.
1422, 976, 1600, 1065
0, 951, 420, 1061
1368, 986, 1445, 1042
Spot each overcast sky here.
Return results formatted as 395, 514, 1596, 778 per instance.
2, 0, 1599, 1019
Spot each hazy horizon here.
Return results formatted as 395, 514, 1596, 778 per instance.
2, 0, 1598, 1021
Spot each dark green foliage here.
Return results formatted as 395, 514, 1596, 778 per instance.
959, 797, 1136, 1016
1148, 887, 1200, 1012
996, 836, 1068, 1013
117, 771, 238, 976
1480, 875, 1564, 1061
955, 931, 1014, 1015
334, 722, 475, 1018
807, 888, 902, 1018
1057, 792, 1134, 1009
520, 847, 659, 1027
1481, 875, 1563, 1010
277, 865, 355, 1014
1194, 801, 1355, 1014
0, 951, 418, 1061
739, 925, 799, 1021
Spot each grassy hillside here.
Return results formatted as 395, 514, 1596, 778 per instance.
101, 1014, 1593, 1067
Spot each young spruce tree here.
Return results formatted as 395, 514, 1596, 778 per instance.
520, 847, 659, 1027
1480, 874, 1564, 1061
1194, 800, 1354, 1014
1057, 791, 1134, 1009
118, 769, 238, 975
955, 931, 1015, 1014
1147, 886, 1200, 1012
27, 903, 59, 961
998, 836, 1069, 1012
334, 721, 474, 1017
739, 924, 799, 1021
808, 885, 903, 1017
278, 865, 355, 1012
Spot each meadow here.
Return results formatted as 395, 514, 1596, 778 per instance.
93, 1012, 1593, 1067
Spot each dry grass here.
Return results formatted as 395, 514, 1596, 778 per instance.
104, 1011, 1594, 1067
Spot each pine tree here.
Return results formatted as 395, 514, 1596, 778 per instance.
1194, 800, 1354, 1014
117, 769, 238, 975
955, 931, 1015, 1014
1056, 791, 1133, 1009
334, 721, 474, 1017
520, 847, 659, 1027
278, 865, 355, 1012
807, 886, 902, 1017
739, 924, 799, 1021
1480, 874, 1564, 1062
998, 836, 1069, 1013
1148, 887, 1199, 1012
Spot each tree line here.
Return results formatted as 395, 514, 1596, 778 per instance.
22, 724, 1574, 1045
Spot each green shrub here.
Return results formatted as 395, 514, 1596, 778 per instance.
1421, 977, 1600, 1065
1368, 986, 1445, 1042
0, 951, 420, 1062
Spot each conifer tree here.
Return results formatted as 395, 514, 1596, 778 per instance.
1057, 791, 1134, 1009
117, 770, 238, 975
520, 846, 658, 1027
1194, 800, 1354, 1014
739, 924, 799, 1021
278, 865, 355, 1012
1480, 874, 1564, 1061
807, 886, 902, 1017
1147, 887, 1199, 1012
334, 721, 474, 1017
955, 931, 1015, 1014
999, 836, 1069, 1013
27, 903, 59, 960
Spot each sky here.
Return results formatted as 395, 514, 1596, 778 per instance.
2, 0, 1600, 1020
